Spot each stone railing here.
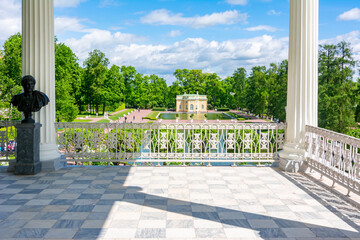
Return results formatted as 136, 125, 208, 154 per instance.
0, 121, 20, 163
305, 125, 360, 195
55, 122, 286, 165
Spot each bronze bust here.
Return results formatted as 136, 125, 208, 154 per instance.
11, 75, 50, 123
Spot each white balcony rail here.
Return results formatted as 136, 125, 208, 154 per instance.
305, 125, 360, 195
0, 121, 20, 163
55, 122, 286, 165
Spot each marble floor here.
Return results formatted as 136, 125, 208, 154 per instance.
0, 166, 359, 240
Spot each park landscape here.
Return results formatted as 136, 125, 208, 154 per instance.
1, 34, 359, 137
0, 1, 360, 240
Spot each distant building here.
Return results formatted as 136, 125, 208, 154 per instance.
176, 92, 207, 112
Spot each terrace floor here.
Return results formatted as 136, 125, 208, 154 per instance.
0, 166, 360, 240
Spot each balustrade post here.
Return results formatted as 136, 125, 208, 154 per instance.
279, 0, 318, 172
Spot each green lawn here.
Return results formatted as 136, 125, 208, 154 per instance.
109, 109, 134, 121
144, 111, 160, 120
96, 119, 110, 123
73, 119, 92, 123
77, 112, 104, 117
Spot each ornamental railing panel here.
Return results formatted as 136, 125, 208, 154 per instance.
55, 122, 286, 164
305, 125, 360, 195
0, 121, 20, 163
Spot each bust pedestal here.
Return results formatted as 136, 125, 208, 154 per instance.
14, 123, 42, 175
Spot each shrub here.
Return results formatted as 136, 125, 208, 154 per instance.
217, 108, 230, 111
175, 113, 179, 117
152, 108, 166, 111
115, 102, 126, 112
347, 129, 360, 138
237, 117, 245, 121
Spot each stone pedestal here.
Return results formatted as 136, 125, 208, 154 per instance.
14, 123, 42, 175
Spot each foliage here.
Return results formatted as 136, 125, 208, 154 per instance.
83, 49, 110, 115
115, 102, 126, 112
152, 108, 167, 111
55, 41, 81, 122
0, 33, 22, 119
346, 128, 360, 139
318, 42, 357, 133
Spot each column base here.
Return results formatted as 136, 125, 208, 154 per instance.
7, 160, 16, 173
279, 143, 308, 173
15, 161, 42, 175
40, 143, 64, 171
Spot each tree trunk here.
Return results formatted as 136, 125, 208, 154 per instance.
103, 103, 106, 115
96, 103, 99, 115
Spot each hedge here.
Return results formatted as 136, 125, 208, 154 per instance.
217, 108, 230, 111
152, 108, 166, 111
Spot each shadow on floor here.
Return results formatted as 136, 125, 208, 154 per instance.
0, 166, 359, 239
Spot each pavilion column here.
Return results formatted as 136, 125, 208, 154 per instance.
279, 0, 318, 172
22, 0, 62, 171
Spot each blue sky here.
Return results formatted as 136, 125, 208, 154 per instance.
0, 0, 359, 83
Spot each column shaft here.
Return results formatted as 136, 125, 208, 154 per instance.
279, 0, 318, 172
22, 0, 61, 170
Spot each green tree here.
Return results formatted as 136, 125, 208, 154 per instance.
318, 42, 357, 133
0, 33, 22, 119
205, 73, 224, 109
83, 50, 109, 115
230, 68, 247, 109
246, 66, 268, 116
121, 65, 137, 108
54, 42, 81, 122
105, 65, 125, 111
167, 80, 183, 109
148, 74, 167, 108
173, 69, 206, 94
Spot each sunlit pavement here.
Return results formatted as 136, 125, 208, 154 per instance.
0, 166, 359, 239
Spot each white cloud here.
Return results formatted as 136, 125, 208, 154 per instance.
65, 32, 288, 83
245, 25, 279, 32
225, 0, 248, 5
55, 17, 87, 34
141, 9, 247, 28
64, 29, 147, 60
338, 8, 360, 21
320, 30, 360, 65
167, 30, 182, 37
267, 10, 281, 16
0, 0, 21, 44
54, 0, 86, 8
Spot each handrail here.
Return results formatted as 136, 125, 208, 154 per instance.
55, 122, 286, 165
305, 125, 360, 195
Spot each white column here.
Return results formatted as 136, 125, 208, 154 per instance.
22, 0, 61, 171
279, 0, 318, 172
